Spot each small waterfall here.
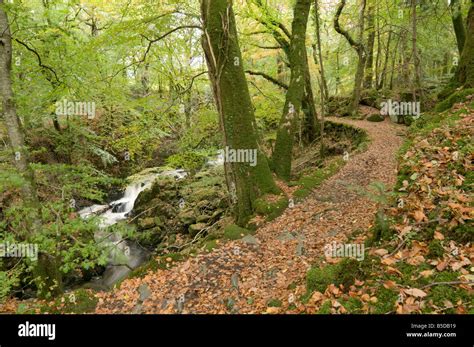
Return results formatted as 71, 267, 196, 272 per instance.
79, 172, 168, 288
78, 159, 221, 288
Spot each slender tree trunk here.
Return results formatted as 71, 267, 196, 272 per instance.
364, 4, 375, 89
334, 0, 366, 116
390, 33, 401, 90
411, 0, 422, 102
450, 0, 467, 55
272, 0, 311, 180
377, 30, 392, 90
313, 0, 327, 156
302, 52, 318, 143
0, 9, 38, 210
201, 0, 280, 226
0, 0, 62, 298
374, 3, 381, 88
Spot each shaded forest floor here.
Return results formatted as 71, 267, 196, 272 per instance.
94, 117, 406, 314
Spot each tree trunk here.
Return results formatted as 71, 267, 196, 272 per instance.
411, 0, 422, 102
252, 0, 318, 144
201, 0, 280, 226
334, 0, 367, 116
364, 4, 375, 89
0, 0, 62, 298
313, 0, 327, 156
456, 0, 474, 88
450, 0, 467, 55
377, 30, 392, 90
272, 0, 311, 181
302, 51, 318, 143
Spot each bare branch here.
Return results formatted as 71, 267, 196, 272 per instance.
245, 70, 288, 89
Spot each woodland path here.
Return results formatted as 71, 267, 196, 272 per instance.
95, 117, 406, 314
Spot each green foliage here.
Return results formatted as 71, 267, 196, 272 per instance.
177, 108, 220, 150
0, 161, 124, 298
267, 298, 282, 307
165, 151, 207, 173
425, 272, 472, 313
0, 262, 23, 303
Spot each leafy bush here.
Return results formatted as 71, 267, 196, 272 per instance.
165, 151, 207, 173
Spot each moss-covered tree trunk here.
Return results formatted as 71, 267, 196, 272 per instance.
272, 0, 311, 181
0, 0, 62, 298
302, 51, 318, 143
251, 0, 318, 144
201, 0, 280, 226
450, 0, 466, 55
456, 0, 474, 88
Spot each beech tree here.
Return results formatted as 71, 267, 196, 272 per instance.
201, 0, 280, 225
455, 0, 474, 88
450, 0, 466, 55
334, 0, 367, 116
248, 0, 318, 143
271, 0, 312, 180
0, 0, 62, 298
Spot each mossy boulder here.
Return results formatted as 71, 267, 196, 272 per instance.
178, 209, 196, 225
367, 114, 385, 122
223, 224, 253, 240
138, 217, 156, 230
435, 88, 474, 112
196, 214, 212, 223
189, 223, 207, 237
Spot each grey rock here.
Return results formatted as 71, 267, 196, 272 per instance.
241, 235, 259, 245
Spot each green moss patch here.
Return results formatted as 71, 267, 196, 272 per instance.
254, 195, 288, 221
435, 88, 474, 112
306, 258, 366, 294
223, 224, 253, 240
367, 114, 385, 122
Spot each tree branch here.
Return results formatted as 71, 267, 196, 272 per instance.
245, 70, 288, 89
334, 0, 364, 52
13, 38, 61, 85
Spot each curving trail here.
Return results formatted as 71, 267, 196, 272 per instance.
95, 118, 405, 314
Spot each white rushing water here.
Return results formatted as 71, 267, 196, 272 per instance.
78, 157, 220, 288
78, 169, 187, 287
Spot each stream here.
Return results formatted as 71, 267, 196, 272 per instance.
78, 155, 223, 289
